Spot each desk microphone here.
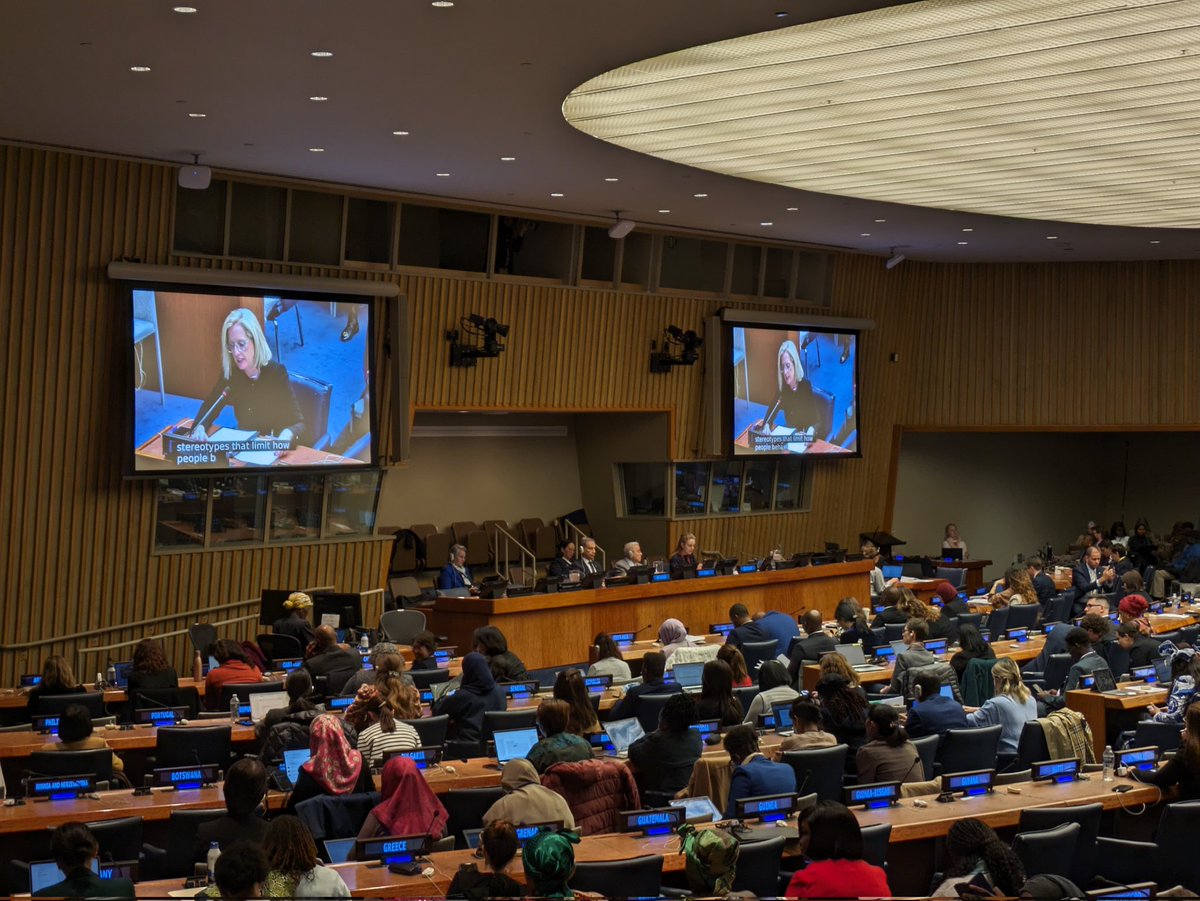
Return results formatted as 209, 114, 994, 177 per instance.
755, 395, 783, 432
634, 624, 653, 636
186, 386, 229, 435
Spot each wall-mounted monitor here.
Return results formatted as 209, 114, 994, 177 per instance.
126, 282, 378, 476
728, 323, 860, 458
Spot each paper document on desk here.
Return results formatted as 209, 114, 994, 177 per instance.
233, 450, 279, 465
209, 427, 257, 442
686, 634, 708, 645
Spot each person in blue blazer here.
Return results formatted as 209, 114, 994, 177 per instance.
905, 672, 968, 737
723, 724, 796, 818
437, 544, 474, 590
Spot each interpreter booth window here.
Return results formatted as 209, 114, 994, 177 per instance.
774, 459, 807, 510
155, 479, 210, 548
208, 476, 267, 547
270, 475, 325, 542
620, 463, 666, 516
709, 461, 743, 513
742, 460, 775, 512
674, 462, 710, 516
324, 471, 381, 538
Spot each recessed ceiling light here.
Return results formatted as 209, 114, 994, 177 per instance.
860, 232, 871, 236
309, 95, 328, 102
310, 50, 333, 58
961, 227, 973, 232
957, 241, 969, 245
187, 112, 206, 118
173, 5, 197, 12
604, 177, 619, 182
308, 147, 325, 152
693, 193, 708, 198
392, 130, 409, 136
436, 172, 450, 177
658, 209, 670, 213
129, 65, 151, 72
760, 221, 774, 226
786, 206, 799, 211
1150, 239, 1161, 244
775, 11, 789, 17
874, 218, 887, 223
550, 192, 564, 197
500, 156, 516, 161
432, 0, 454, 6
1046, 235, 1058, 239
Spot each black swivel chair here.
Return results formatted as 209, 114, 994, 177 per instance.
441, 788, 506, 849
740, 640, 779, 675
860, 823, 892, 869
572, 855, 665, 900
884, 623, 906, 642
482, 709, 537, 742
781, 745, 849, 802
30, 691, 106, 719
633, 693, 675, 734
1011, 822, 1081, 881
1134, 720, 1184, 752
987, 607, 1011, 642
410, 669, 451, 690
954, 613, 984, 632
1006, 604, 1041, 631
26, 749, 113, 787
733, 686, 760, 715
935, 567, 967, 588
1099, 800, 1200, 892
188, 623, 217, 654
1019, 803, 1101, 887
400, 715, 449, 748
82, 816, 145, 863
257, 633, 303, 667
288, 371, 333, 450
731, 835, 786, 897
142, 809, 226, 879
1013, 721, 1052, 772
936, 725, 1002, 776
155, 725, 232, 769
910, 734, 940, 780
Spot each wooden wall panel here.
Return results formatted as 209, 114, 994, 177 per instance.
5, 141, 1200, 684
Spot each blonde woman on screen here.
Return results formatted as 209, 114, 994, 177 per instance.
190, 307, 305, 444
751, 337, 826, 442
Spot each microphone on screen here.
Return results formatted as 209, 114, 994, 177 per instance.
757, 395, 783, 431
189, 386, 229, 435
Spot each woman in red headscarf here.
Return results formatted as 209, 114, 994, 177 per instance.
284, 714, 374, 812
357, 756, 449, 842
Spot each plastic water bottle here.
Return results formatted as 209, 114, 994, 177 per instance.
95, 671, 105, 690
206, 842, 221, 884
359, 632, 370, 652
229, 695, 240, 724
105, 662, 117, 687
1102, 744, 1114, 782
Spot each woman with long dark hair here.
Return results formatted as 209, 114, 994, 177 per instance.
263, 815, 350, 897
588, 633, 630, 681
784, 800, 889, 899
473, 626, 528, 683
949, 623, 995, 683
695, 659, 743, 726
855, 703, 923, 784
932, 818, 1026, 897
127, 638, 178, 694
743, 660, 799, 723
717, 644, 752, 687
553, 669, 600, 736
815, 673, 869, 754
834, 597, 875, 652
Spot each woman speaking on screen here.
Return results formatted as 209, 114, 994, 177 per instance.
189, 308, 305, 443
752, 338, 827, 441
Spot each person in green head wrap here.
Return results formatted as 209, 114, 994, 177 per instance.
521, 828, 581, 898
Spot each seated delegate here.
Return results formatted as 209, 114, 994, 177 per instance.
722, 724, 796, 818
126, 638, 179, 696
34, 823, 135, 900
473, 625, 528, 683
855, 703, 923, 784
437, 543, 475, 591
904, 672, 967, 738
284, 715, 373, 813
627, 692, 703, 797
609, 651, 682, 721
964, 657, 1036, 756
784, 801, 890, 900
272, 591, 316, 649
526, 700, 592, 774
302, 625, 362, 696
204, 639, 263, 710
483, 758, 576, 829
432, 652, 506, 757
588, 633, 631, 681
192, 758, 270, 860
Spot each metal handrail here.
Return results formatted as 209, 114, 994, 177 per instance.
563, 519, 606, 569
491, 525, 537, 585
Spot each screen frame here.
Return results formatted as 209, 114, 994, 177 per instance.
723, 320, 863, 460
122, 278, 381, 478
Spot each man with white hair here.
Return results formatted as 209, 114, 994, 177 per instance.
614, 541, 643, 573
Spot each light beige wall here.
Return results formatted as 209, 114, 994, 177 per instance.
891, 431, 1200, 580
376, 413, 584, 529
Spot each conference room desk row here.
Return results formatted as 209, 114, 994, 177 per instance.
1067, 683, 1171, 761
118, 778, 1160, 899
798, 635, 1048, 692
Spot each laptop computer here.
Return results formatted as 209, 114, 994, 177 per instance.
249, 690, 287, 722
672, 662, 704, 689
323, 838, 356, 864
494, 727, 539, 766
669, 796, 722, 823
941, 548, 964, 561
275, 748, 310, 791
1155, 659, 1173, 684
604, 717, 645, 756
30, 859, 102, 894
111, 662, 134, 688
882, 565, 903, 580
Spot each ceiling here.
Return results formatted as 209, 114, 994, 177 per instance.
3, 0, 1197, 263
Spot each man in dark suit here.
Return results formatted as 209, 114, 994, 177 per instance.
576, 537, 602, 577
546, 540, 581, 580
905, 671, 968, 737
302, 624, 362, 695
1027, 556, 1058, 605
787, 611, 836, 685
609, 651, 682, 721
1073, 546, 1116, 598
725, 603, 768, 649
